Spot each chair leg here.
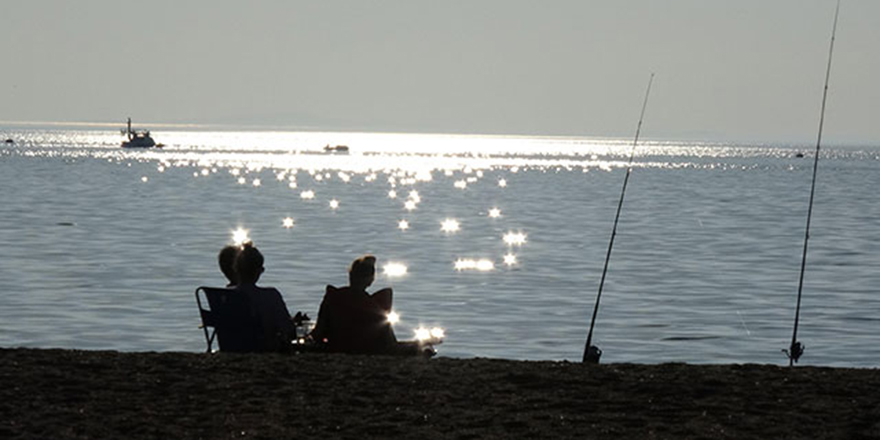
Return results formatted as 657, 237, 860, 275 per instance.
207, 329, 217, 353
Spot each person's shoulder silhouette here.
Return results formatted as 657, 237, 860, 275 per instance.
233, 243, 296, 352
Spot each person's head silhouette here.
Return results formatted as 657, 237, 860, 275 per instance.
235, 243, 265, 285
218, 245, 240, 286
349, 255, 376, 290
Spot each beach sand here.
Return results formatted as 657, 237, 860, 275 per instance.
2, 348, 878, 439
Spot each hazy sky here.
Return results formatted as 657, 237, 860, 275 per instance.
2, 1, 878, 143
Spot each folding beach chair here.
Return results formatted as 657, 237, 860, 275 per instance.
195, 286, 264, 353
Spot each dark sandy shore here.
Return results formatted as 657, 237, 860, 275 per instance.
2, 348, 878, 439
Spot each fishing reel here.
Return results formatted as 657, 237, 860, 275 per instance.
782, 341, 805, 365
583, 345, 602, 364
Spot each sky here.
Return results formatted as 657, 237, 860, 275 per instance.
1, 0, 878, 143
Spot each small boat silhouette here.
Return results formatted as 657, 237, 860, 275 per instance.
323, 144, 349, 153
121, 118, 158, 148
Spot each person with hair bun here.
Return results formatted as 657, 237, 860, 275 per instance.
310, 255, 397, 354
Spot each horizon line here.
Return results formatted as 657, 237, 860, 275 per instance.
1, 119, 875, 147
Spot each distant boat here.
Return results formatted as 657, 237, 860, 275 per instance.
4, 138, 13, 144
323, 144, 349, 153
121, 118, 158, 148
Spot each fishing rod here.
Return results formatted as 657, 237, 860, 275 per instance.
583, 73, 654, 363
784, 0, 840, 367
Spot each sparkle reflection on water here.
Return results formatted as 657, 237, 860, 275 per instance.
1, 129, 879, 366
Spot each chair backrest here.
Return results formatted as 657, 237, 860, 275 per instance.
320, 285, 396, 354
195, 286, 264, 353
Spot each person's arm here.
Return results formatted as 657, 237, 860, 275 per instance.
309, 286, 335, 343
256, 288, 296, 348
272, 289, 297, 336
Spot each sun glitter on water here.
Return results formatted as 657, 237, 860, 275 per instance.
454, 258, 494, 271
383, 262, 408, 277
282, 217, 295, 229
414, 328, 431, 341
488, 208, 501, 218
414, 327, 445, 341
408, 190, 421, 203
231, 227, 251, 246
441, 218, 460, 233
398, 220, 409, 230
503, 231, 527, 246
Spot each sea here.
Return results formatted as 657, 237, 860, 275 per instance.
1, 128, 878, 367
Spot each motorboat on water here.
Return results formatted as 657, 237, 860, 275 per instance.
121, 118, 158, 148
323, 144, 349, 153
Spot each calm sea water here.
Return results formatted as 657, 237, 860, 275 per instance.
1, 128, 878, 366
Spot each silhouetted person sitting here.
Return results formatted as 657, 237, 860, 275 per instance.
310, 255, 397, 354
234, 243, 297, 352
218, 245, 240, 287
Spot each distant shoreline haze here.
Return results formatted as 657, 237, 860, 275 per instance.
1, 120, 876, 147
4, 2, 879, 145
